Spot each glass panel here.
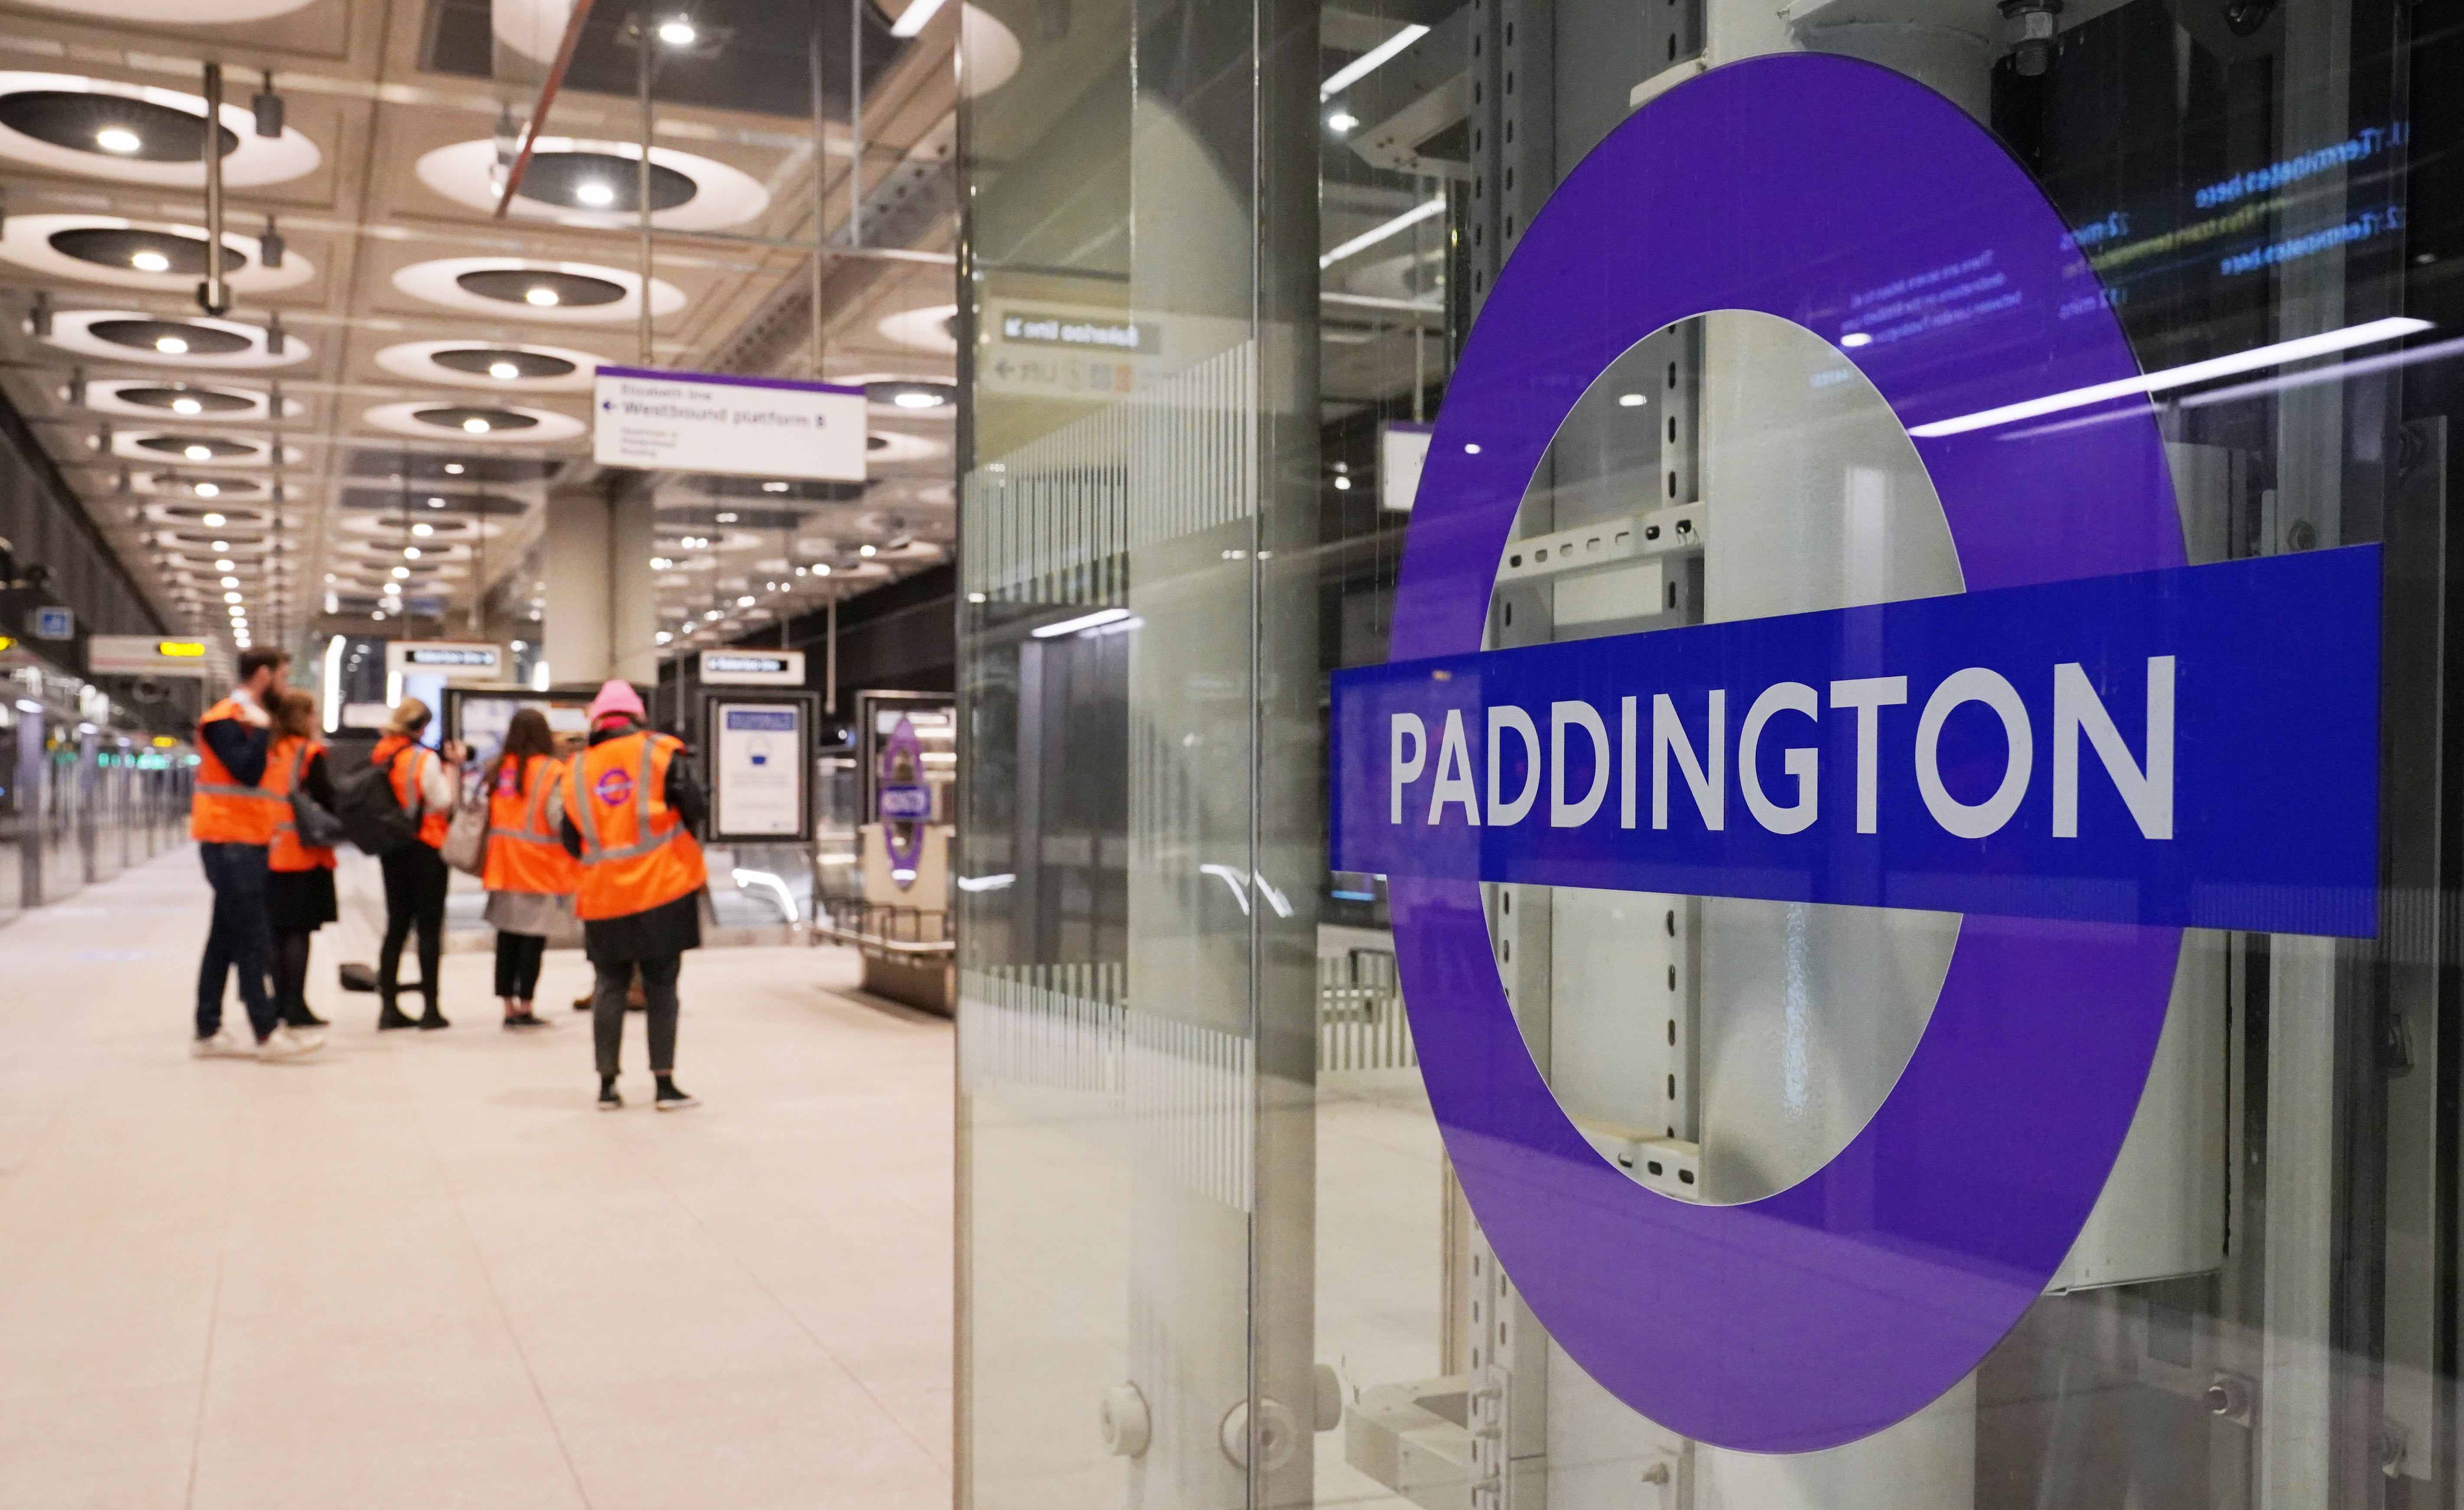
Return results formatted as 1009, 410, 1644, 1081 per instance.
959, 0, 2464, 1505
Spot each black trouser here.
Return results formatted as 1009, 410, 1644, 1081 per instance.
271, 931, 314, 1023
494, 931, 546, 1000
196, 840, 279, 1040
591, 955, 680, 1077
378, 844, 448, 1012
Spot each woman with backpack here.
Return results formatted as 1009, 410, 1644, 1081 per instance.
263, 690, 337, 1030
370, 699, 464, 1032
481, 708, 576, 1030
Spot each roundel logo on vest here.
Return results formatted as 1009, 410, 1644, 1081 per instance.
594, 768, 634, 806
1330, 55, 2383, 1453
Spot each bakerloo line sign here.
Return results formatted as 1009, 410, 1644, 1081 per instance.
1332, 55, 2385, 1455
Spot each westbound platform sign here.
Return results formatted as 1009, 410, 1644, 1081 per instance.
592, 365, 868, 481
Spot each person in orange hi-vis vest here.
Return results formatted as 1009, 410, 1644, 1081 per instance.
190, 646, 323, 1062
481, 707, 577, 1030
558, 678, 709, 1111
264, 690, 339, 1032
370, 698, 466, 1032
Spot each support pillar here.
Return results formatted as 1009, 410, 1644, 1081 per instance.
544, 472, 661, 691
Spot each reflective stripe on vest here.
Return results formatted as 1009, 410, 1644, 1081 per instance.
485, 755, 577, 894
267, 736, 334, 871
564, 730, 705, 920
190, 696, 285, 844
490, 758, 567, 846
571, 736, 677, 865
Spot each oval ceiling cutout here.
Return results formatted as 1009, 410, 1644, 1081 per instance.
362, 401, 586, 444
0, 215, 311, 294
0, 74, 319, 187
42, 309, 310, 368
413, 138, 770, 231
372, 339, 601, 393
391, 258, 684, 324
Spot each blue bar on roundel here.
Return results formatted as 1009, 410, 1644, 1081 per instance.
1330, 545, 2382, 937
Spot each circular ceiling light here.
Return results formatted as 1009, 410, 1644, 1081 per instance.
108, 430, 300, 468
134, 480, 271, 508
7, 0, 316, 22
862, 379, 958, 413
876, 303, 959, 354
39, 309, 310, 368
74, 379, 291, 423
391, 257, 684, 325
412, 139, 768, 231
0, 74, 319, 187
1, 216, 312, 295
373, 339, 598, 393
361, 401, 585, 444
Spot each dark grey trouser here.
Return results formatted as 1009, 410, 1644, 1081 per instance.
591, 954, 680, 1077
197, 841, 280, 1041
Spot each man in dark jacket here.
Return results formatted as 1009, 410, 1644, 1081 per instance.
191, 647, 323, 1061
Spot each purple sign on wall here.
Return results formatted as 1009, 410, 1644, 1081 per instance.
1369, 54, 2383, 1454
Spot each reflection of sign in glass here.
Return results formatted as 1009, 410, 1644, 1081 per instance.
715, 704, 802, 837
876, 715, 929, 884
1331, 56, 2388, 1457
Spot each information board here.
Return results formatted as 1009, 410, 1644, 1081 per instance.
708, 697, 813, 842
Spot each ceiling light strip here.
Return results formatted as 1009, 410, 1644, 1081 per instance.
1905, 316, 2431, 437
1319, 198, 1445, 269
1320, 24, 1431, 99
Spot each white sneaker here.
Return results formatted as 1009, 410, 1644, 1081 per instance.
256, 1025, 326, 1061
190, 1026, 251, 1058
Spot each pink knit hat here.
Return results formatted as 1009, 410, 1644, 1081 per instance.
588, 678, 645, 724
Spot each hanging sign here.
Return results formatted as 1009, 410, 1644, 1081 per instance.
699, 649, 805, 686
593, 366, 868, 481
1327, 55, 2387, 1458
89, 636, 212, 676
383, 641, 506, 681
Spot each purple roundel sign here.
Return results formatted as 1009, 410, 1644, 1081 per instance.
1335, 56, 2383, 1452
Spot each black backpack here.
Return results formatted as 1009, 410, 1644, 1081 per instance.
334, 747, 422, 855
283, 742, 348, 851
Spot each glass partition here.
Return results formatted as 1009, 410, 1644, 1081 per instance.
958, 0, 2464, 1506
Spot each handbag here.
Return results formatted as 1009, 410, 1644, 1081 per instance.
287, 743, 347, 850
440, 788, 490, 876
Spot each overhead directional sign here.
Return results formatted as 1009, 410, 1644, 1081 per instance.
593, 365, 868, 481
89, 636, 212, 676
383, 641, 506, 681
699, 649, 805, 686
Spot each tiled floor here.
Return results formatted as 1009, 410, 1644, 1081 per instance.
0, 846, 953, 1510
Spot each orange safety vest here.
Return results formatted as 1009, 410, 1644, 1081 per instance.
190, 695, 286, 845
265, 734, 336, 873
482, 753, 579, 896
561, 728, 707, 922
372, 734, 452, 848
